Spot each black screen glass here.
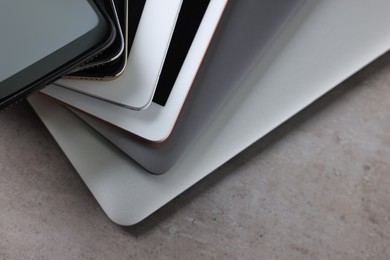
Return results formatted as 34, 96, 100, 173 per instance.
153, 0, 210, 106
0, 0, 113, 107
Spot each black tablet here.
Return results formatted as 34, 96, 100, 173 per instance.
0, 0, 115, 108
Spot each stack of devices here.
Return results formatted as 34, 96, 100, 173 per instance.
39, 0, 306, 174
2, 0, 390, 225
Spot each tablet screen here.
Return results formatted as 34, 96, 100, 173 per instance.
0, 0, 112, 106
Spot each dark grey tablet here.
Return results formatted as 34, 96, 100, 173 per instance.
73, 0, 305, 174
0, 0, 114, 108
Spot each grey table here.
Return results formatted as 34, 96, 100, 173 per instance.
0, 53, 390, 259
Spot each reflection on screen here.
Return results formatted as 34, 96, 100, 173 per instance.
0, 0, 98, 82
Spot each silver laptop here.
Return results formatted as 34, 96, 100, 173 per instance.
71, 0, 306, 174
29, 0, 390, 225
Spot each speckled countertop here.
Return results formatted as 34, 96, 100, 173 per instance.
0, 52, 390, 259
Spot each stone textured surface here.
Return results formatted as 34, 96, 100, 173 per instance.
1, 53, 390, 259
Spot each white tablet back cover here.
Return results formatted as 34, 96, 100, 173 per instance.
30, 0, 390, 225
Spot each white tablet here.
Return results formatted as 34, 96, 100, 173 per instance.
41, 0, 228, 142
53, 0, 182, 110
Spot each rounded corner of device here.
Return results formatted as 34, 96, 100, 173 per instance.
102, 208, 147, 227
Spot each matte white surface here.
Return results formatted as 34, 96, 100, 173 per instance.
41, 0, 228, 142
54, 0, 182, 110
30, 0, 390, 225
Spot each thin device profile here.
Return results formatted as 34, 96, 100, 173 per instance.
67, 0, 128, 80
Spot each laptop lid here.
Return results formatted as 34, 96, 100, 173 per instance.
72, 0, 306, 174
